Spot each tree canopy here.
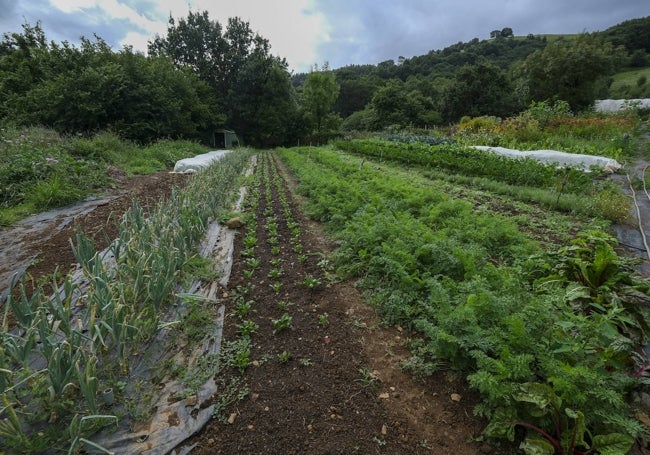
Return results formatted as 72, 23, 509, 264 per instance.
148, 11, 297, 146
0, 23, 213, 142
0, 14, 647, 143
301, 64, 340, 134
442, 61, 519, 122
515, 34, 622, 110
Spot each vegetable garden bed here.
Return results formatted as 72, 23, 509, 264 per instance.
3, 136, 650, 454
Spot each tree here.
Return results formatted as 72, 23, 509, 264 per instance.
148, 12, 271, 125
515, 33, 622, 110
341, 107, 378, 132
0, 23, 214, 142
370, 79, 407, 127
629, 49, 648, 67
601, 17, 650, 54
370, 78, 440, 129
442, 61, 519, 122
0, 22, 48, 117
301, 64, 340, 134
334, 76, 380, 118
490, 30, 502, 39
228, 54, 298, 147
501, 27, 514, 38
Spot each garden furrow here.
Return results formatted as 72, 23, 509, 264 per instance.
182, 151, 490, 454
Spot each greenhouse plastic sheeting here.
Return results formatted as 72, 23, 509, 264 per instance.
472, 146, 621, 173
594, 99, 650, 112
173, 150, 230, 173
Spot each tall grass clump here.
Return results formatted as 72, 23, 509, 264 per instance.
0, 127, 209, 225
66, 132, 209, 174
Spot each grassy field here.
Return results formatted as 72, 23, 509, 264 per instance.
513, 33, 579, 42
0, 127, 208, 225
609, 66, 650, 98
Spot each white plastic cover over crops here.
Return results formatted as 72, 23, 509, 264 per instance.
173, 150, 230, 173
471, 146, 622, 173
594, 99, 650, 112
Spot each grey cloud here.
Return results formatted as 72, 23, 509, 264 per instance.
313, 0, 650, 69
0, 0, 149, 50
1, 0, 648, 68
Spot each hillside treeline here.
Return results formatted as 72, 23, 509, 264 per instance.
0, 13, 648, 146
321, 16, 650, 131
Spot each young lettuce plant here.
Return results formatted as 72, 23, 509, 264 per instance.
272, 313, 292, 334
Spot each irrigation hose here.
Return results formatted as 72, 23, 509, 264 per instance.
626, 171, 650, 261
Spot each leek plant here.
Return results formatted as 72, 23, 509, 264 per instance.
0, 348, 9, 394
75, 355, 99, 414
1, 149, 254, 450
47, 341, 80, 399
4, 278, 40, 329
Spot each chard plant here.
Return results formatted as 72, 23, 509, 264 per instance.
230, 344, 251, 373
318, 313, 329, 328
277, 351, 291, 363
302, 274, 321, 290
233, 299, 255, 319
277, 300, 293, 311
486, 383, 634, 455
245, 257, 261, 270
237, 320, 259, 337
268, 268, 283, 279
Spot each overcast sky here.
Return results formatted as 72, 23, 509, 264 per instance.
0, 0, 648, 72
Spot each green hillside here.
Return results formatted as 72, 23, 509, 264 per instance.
609, 66, 650, 98
514, 33, 579, 42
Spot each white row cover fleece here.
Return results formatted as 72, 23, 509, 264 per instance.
594, 99, 650, 112
173, 150, 230, 173
472, 146, 621, 173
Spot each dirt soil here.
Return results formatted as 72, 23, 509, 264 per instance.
2, 161, 512, 454
21, 171, 190, 291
